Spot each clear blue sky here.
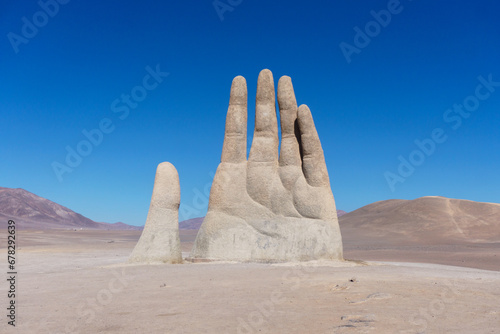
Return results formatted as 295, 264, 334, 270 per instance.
1, 0, 499, 226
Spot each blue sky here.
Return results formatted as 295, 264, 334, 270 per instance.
1, 0, 499, 226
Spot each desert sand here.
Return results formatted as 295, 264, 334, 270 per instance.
2, 229, 499, 333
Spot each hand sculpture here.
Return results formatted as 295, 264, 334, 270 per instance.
191, 69, 343, 262
129, 162, 182, 264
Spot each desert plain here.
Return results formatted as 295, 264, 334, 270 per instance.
2, 224, 499, 334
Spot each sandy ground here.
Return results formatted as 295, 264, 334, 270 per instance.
1, 230, 500, 333
340, 229, 500, 272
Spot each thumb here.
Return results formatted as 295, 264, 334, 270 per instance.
129, 162, 182, 264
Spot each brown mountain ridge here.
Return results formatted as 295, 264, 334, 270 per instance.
0, 187, 141, 230
339, 196, 500, 244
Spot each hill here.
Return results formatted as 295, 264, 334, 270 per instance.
179, 217, 204, 230
339, 196, 500, 244
0, 187, 141, 230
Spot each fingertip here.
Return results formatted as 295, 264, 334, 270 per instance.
232, 75, 247, 86
153, 162, 180, 207
258, 69, 274, 84
157, 161, 177, 176
257, 69, 275, 104
298, 104, 311, 120
156, 162, 179, 187
230, 76, 247, 106
298, 104, 310, 111
298, 105, 318, 136
278, 76, 296, 109
278, 75, 291, 85
259, 68, 273, 77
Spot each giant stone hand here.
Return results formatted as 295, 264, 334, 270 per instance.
191, 69, 343, 262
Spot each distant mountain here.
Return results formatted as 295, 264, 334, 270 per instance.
0, 187, 141, 230
103, 222, 143, 231
336, 210, 347, 217
179, 217, 204, 230
339, 196, 500, 243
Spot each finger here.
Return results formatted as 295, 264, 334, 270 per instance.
248, 69, 278, 164
221, 76, 248, 163
150, 162, 181, 210
277, 76, 301, 168
297, 105, 330, 187
129, 162, 182, 264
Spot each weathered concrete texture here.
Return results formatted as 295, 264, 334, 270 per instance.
129, 162, 182, 264
191, 69, 343, 262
